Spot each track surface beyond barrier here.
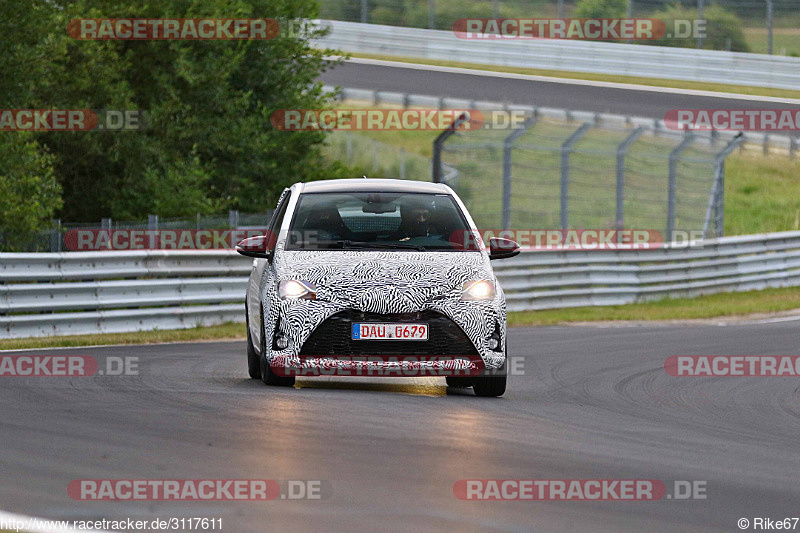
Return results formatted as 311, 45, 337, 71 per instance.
2, 321, 799, 531
318, 59, 800, 118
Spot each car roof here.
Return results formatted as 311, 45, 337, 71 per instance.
297, 178, 452, 194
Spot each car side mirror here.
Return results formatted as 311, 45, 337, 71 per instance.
236, 235, 274, 260
488, 237, 520, 260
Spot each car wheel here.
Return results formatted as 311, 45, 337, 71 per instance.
259, 307, 295, 387
246, 306, 261, 380
473, 349, 507, 397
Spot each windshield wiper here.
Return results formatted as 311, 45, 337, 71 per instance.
334, 240, 426, 252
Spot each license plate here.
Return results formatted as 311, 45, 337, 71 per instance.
352, 323, 428, 341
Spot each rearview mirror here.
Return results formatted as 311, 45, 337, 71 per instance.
362, 203, 397, 214
488, 237, 520, 260
236, 235, 273, 259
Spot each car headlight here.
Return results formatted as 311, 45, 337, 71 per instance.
279, 280, 316, 300
461, 280, 496, 301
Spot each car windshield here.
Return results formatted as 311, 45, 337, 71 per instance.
285, 191, 475, 251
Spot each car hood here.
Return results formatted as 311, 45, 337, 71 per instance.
276, 250, 492, 311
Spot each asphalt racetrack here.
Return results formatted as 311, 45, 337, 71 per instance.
2, 320, 800, 532
319, 58, 800, 118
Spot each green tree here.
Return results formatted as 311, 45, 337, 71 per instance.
573, 0, 626, 19
0, 134, 62, 249
646, 4, 749, 52
0, 1, 63, 245
2, 0, 348, 225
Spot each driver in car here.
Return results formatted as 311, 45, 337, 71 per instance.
399, 200, 440, 241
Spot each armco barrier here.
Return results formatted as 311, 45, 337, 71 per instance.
0, 250, 250, 339
495, 231, 800, 311
1, 231, 799, 338
314, 20, 800, 91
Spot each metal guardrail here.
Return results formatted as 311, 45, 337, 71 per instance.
0, 251, 250, 339
315, 20, 800, 91
3, 231, 800, 338
495, 231, 800, 311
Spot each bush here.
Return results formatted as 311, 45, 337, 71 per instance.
0, 134, 62, 248
646, 3, 750, 52
573, 0, 626, 19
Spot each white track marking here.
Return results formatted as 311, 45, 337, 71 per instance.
745, 315, 800, 324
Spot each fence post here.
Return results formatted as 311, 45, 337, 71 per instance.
697, 0, 704, 49
371, 140, 378, 173
432, 112, 469, 183
50, 219, 61, 253
666, 132, 695, 241
399, 149, 406, 180
702, 133, 743, 238
502, 117, 537, 230
228, 210, 239, 229
148, 214, 158, 249
346, 135, 353, 162
767, 0, 774, 55
615, 127, 644, 232
715, 161, 726, 237
361, 0, 368, 24
626, 0, 633, 44
560, 122, 592, 230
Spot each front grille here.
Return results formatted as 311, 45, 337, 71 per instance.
299, 310, 479, 357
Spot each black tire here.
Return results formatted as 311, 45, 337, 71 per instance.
246, 305, 262, 379
473, 373, 506, 397
445, 377, 473, 388
259, 307, 295, 387
473, 351, 507, 397
246, 330, 262, 380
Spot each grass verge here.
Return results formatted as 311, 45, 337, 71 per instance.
2, 288, 800, 350
509, 286, 800, 326
0, 322, 245, 351
744, 28, 800, 57
348, 52, 800, 100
